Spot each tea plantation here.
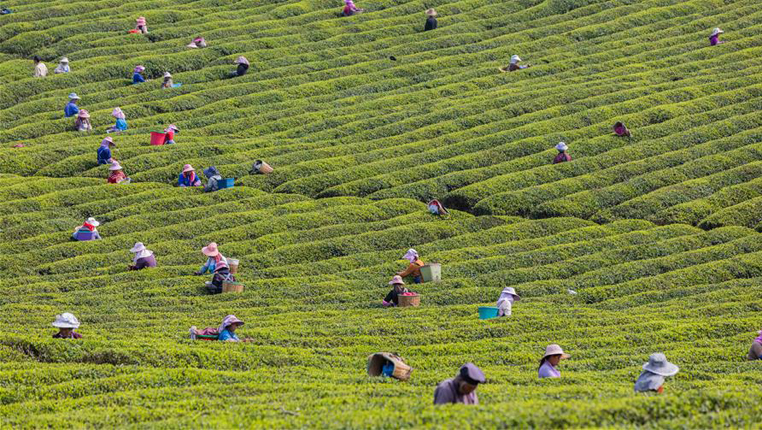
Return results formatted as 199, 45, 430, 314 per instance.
1, 0, 762, 427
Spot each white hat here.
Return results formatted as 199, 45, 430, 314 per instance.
60, 57, 69, 63
109, 161, 122, 171
130, 242, 146, 253
500, 286, 521, 301
52, 313, 80, 329
711, 28, 724, 37
68, 92, 80, 100
642, 353, 679, 376
555, 142, 568, 151
542, 344, 570, 359
510, 55, 521, 64
86, 217, 100, 227
163, 72, 172, 78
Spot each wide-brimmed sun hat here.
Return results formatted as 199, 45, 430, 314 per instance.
501, 286, 521, 301
86, 217, 100, 227
510, 55, 521, 64
182, 164, 195, 173
389, 275, 405, 285
165, 124, 179, 132
711, 28, 724, 37
425, 8, 437, 16
220, 314, 244, 331
60, 57, 69, 63
52, 313, 80, 329
235, 56, 250, 65
77, 109, 90, 118
68, 92, 80, 100
556, 142, 568, 151
109, 161, 122, 171
112, 107, 125, 119
543, 344, 570, 360
202, 242, 220, 257
134, 65, 145, 73
403, 248, 418, 260
130, 242, 146, 253
102, 136, 114, 145
642, 353, 679, 376
163, 72, 172, 78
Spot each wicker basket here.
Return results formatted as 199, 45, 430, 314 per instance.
398, 293, 420, 307
367, 352, 413, 381
222, 281, 244, 293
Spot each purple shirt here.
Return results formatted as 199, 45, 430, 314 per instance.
538, 361, 560, 378
553, 152, 571, 164
433, 379, 478, 405
53, 331, 82, 339
132, 254, 157, 270
709, 35, 719, 46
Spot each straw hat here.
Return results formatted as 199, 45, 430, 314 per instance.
425, 8, 437, 16
163, 72, 172, 78
711, 28, 724, 37
60, 57, 69, 63
182, 164, 195, 173
501, 286, 521, 301
389, 275, 405, 285
510, 55, 521, 64
52, 313, 80, 329
642, 353, 679, 376
102, 136, 114, 145
68, 93, 80, 100
86, 217, 100, 227
542, 344, 570, 360
109, 161, 123, 171
202, 242, 220, 257
555, 142, 568, 151
130, 242, 146, 253
77, 109, 90, 118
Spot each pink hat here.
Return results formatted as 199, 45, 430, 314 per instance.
201, 242, 220, 257
77, 109, 90, 118
136, 17, 146, 24
218, 315, 244, 332
182, 164, 195, 173
389, 275, 405, 285
109, 161, 122, 171
101, 136, 114, 145
112, 107, 125, 119
134, 65, 145, 73
165, 124, 179, 133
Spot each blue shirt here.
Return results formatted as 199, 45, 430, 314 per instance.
132, 72, 145, 84
97, 146, 111, 164
218, 329, 239, 342
114, 118, 128, 131
64, 102, 79, 118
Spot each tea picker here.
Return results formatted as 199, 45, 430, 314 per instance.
161, 72, 181, 89
709, 27, 725, 46
424, 9, 437, 31
231, 56, 249, 78
538, 344, 570, 378
74, 110, 92, 132
195, 242, 237, 294
634, 353, 679, 393
178, 164, 202, 187
64, 93, 80, 118
382, 275, 410, 307
32, 55, 47, 77
128, 242, 156, 270
54, 57, 70, 74
190, 315, 252, 342
135, 16, 148, 34
427, 199, 449, 218
97, 137, 116, 165
187, 37, 207, 48
397, 248, 424, 284
746, 330, 762, 360
107, 161, 130, 184
433, 363, 485, 405
72, 217, 102, 241
106, 108, 128, 133
613, 122, 632, 137
552, 142, 571, 164
132, 65, 146, 84
52, 313, 83, 339
341, 0, 364, 16
499, 55, 531, 73
496, 287, 520, 317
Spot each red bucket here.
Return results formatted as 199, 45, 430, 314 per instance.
150, 132, 166, 146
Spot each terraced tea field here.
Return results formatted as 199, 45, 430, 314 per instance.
1, 0, 762, 427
